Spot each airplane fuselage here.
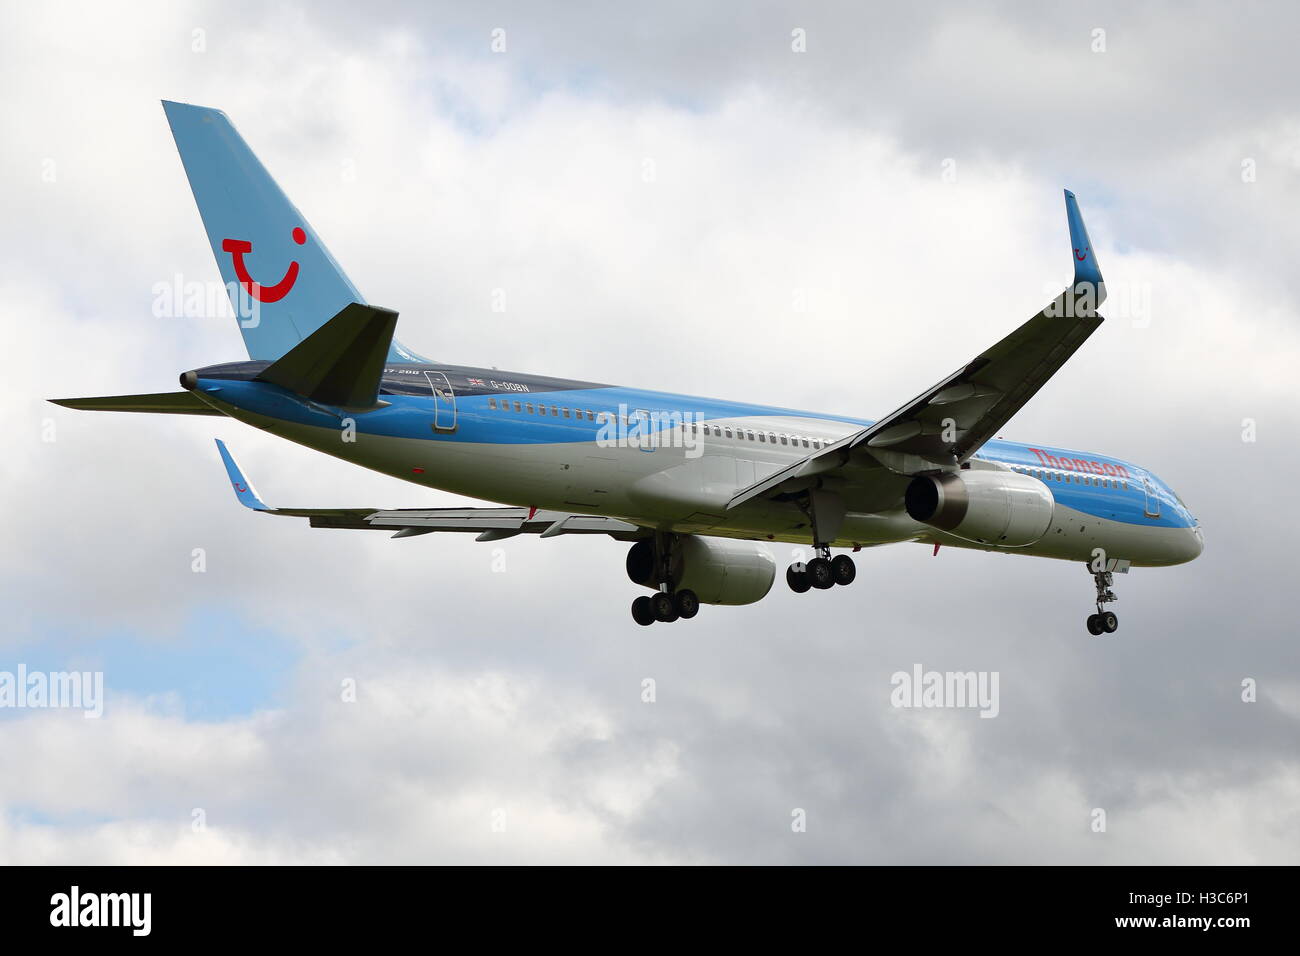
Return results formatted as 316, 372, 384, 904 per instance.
188, 360, 1203, 568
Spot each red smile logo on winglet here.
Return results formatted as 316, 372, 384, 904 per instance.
222, 227, 306, 302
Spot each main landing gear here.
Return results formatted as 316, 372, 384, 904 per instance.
631, 589, 700, 627
786, 548, 856, 593
1085, 568, 1119, 635
627, 535, 701, 626
786, 489, 854, 594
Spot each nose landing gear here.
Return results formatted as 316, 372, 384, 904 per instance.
1085, 568, 1119, 635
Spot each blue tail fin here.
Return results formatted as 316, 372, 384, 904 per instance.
162, 100, 427, 363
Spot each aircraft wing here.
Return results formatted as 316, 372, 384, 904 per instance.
729, 189, 1106, 509
214, 440, 644, 541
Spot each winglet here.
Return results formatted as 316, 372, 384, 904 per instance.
1064, 189, 1105, 302
215, 439, 271, 511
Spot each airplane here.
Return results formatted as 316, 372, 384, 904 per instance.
51, 101, 1203, 634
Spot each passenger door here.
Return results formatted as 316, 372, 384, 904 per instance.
1142, 477, 1162, 519
424, 371, 457, 433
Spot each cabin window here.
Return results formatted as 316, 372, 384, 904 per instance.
552, 406, 559, 416
724, 428, 733, 438
801, 438, 809, 448
538, 405, 547, 415
526, 403, 534, 414
780, 435, 788, 445
513, 401, 522, 413
758, 433, 766, 442
488, 398, 497, 410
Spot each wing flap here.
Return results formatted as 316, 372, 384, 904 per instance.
214, 440, 643, 539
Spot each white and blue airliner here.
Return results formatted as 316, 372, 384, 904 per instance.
53, 102, 1203, 632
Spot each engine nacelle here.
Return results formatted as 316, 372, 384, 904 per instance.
904, 469, 1054, 547
626, 536, 776, 606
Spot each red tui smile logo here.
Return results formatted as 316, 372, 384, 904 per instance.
222, 227, 306, 302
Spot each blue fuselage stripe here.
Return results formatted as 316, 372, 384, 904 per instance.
194, 376, 1196, 529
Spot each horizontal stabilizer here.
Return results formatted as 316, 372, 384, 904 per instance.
49, 391, 224, 416
255, 302, 398, 408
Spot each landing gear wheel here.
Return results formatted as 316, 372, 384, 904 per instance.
651, 592, 678, 623
675, 589, 699, 620
786, 563, 811, 593
631, 596, 655, 627
1088, 567, 1119, 635
807, 557, 834, 590
831, 554, 857, 586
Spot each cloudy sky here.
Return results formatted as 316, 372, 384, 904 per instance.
1, 0, 1297, 863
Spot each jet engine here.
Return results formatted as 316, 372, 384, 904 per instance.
904, 469, 1054, 547
626, 536, 776, 605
